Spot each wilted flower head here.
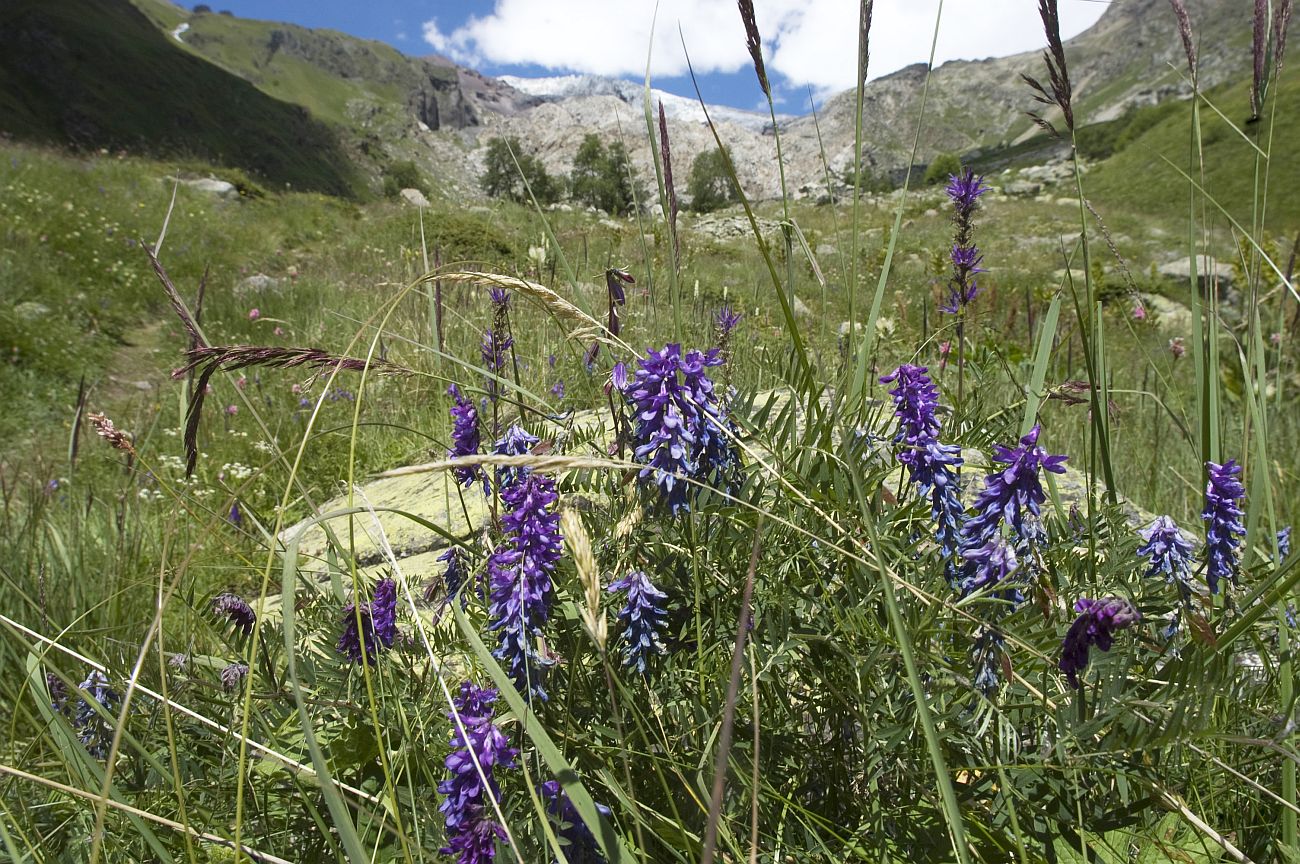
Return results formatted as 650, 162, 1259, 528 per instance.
1058, 597, 1140, 688
488, 473, 562, 700
336, 578, 399, 664
220, 662, 248, 692
608, 570, 669, 675
542, 779, 612, 864
439, 681, 518, 864
1137, 516, 1194, 586
1169, 337, 1186, 359
212, 592, 256, 637
431, 545, 470, 607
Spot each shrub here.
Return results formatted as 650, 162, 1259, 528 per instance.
381, 159, 426, 199
687, 146, 738, 213
922, 152, 962, 186
569, 134, 641, 215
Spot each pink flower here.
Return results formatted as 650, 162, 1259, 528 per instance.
235, 376, 247, 391
291, 383, 302, 395
273, 326, 284, 337
248, 308, 260, 321
1132, 304, 1147, 321
225, 404, 239, 416
1271, 331, 1283, 346
1169, 337, 1186, 359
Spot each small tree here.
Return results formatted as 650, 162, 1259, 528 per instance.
923, 152, 962, 187
382, 160, 426, 199
687, 146, 737, 213
481, 137, 559, 205
569, 135, 640, 215
604, 141, 640, 216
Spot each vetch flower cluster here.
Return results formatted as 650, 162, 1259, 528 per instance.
336, 578, 399, 664
957, 424, 1067, 596
542, 780, 612, 864
74, 670, 119, 759
487, 473, 562, 700
880, 364, 965, 572
493, 423, 539, 492
439, 682, 517, 864
1058, 597, 1140, 688
940, 169, 991, 314
608, 570, 669, 674
618, 344, 742, 514
1201, 459, 1245, 595
447, 384, 482, 488
1137, 516, 1194, 587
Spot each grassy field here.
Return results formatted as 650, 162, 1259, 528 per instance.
1, 7, 1299, 861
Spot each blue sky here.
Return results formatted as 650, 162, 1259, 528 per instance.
198, 1, 1110, 113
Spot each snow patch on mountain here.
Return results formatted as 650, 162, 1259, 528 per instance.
497, 74, 778, 132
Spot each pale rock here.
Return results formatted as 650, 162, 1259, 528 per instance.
399, 187, 430, 208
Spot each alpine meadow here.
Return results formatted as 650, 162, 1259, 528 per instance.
3, 0, 1300, 862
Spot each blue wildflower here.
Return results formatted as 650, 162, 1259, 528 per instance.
493, 423, 539, 492
608, 570, 669, 674
488, 473, 562, 700
1278, 526, 1292, 561
448, 384, 483, 488
622, 344, 741, 514
542, 779, 612, 864
74, 670, 119, 759
220, 662, 248, 692
1137, 516, 1195, 586
439, 682, 517, 864
551, 380, 566, 400
1058, 597, 1140, 689
960, 535, 1019, 596
430, 545, 470, 607
1202, 459, 1245, 594
959, 424, 1067, 557
971, 627, 1004, 696
715, 305, 742, 338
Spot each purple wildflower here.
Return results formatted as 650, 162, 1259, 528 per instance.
959, 424, 1067, 558
228, 501, 243, 528
211, 593, 256, 637
439, 682, 517, 864
431, 545, 470, 607
487, 473, 562, 700
1202, 460, 1246, 594
336, 578, 399, 664
880, 364, 941, 447
481, 330, 513, 399
971, 627, 1004, 695
1058, 597, 1140, 689
47, 673, 69, 715
220, 662, 248, 692
74, 670, 119, 759
608, 570, 669, 674
940, 168, 990, 314
715, 306, 742, 338
551, 380, 566, 400
621, 344, 741, 514
880, 364, 966, 577
488, 287, 511, 309
1279, 526, 1292, 560
960, 535, 1019, 596
448, 384, 483, 488
1137, 516, 1194, 586
493, 423, 539, 492
542, 780, 612, 864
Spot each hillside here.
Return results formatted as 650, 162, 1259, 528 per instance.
0, 0, 362, 197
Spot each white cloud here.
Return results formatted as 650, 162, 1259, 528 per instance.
423, 0, 1108, 99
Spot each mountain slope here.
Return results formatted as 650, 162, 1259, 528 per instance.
0, 0, 362, 196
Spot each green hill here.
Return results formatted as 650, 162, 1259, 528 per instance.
0, 0, 363, 197
1086, 63, 1300, 233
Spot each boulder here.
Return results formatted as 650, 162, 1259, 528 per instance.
1136, 292, 1193, 332
14, 301, 50, 321
1157, 255, 1234, 293
235, 273, 281, 296
399, 188, 430, 208
181, 177, 237, 198
1002, 180, 1043, 197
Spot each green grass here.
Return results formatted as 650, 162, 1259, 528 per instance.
0, 0, 363, 197
1, 19, 1299, 862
